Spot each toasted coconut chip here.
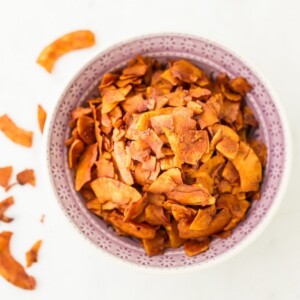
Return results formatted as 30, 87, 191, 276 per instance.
122, 94, 148, 114
218, 179, 232, 194
210, 124, 240, 142
112, 128, 125, 142
129, 139, 151, 162
71, 107, 92, 121
234, 110, 244, 131
243, 106, 258, 127
142, 230, 166, 256
165, 128, 209, 166
222, 100, 240, 123
123, 64, 148, 77
148, 161, 161, 182
195, 173, 214, 194
215, 73, 230, 85
26, 240, 42, 268
142, 156, 156, 172
158, 133, 169, 144
207, 93, 223, 116
124, 114, 141, 140
91, 177, 141, 207
197, 102, 219, 129
171, 204, 196, 222
0, 115, 33, 147
133, 163, 151, 186
75, 143, 98, 191
102, 86, 126, 104
107, 211, 155, 239
184, 239, 210, 257
163, 90, 187, 107
229, 77, 252, 96
80, 186, 96, 201
172, 107, 196, 134
124, 194, 148, 221
87, 98, 102, 106
164, 220, 185, 248
183, 130, 209, 165
77, 115, 95, 144
178, 208, 232, 239
116, 77, 137, 88
71, 128, 81, 140
65, 136, 74, 146
151, 69, 172, 86
37, 30, 95, 72
250, 191, 261, 201
95, 158, 115, 179
17, 169, 36, 186
152, 95, 169, 109
217, 194, 250, 219
37, 105, 47, 134
101, 112, 112, 128
210, 129, 222, 150
140, 129, 164, 159
188, 156, 225, 178
109, 106, 122, 123
150, 114, 174, 135
86, 198, 102, 217
144, 203, 169, 226
102, 102, 118, 115
167, 184, 215, 206
200, 150, 214, 163
160, 156, 177, 170
148, 168, 182, 194
160, 69, 180, 85
216, 137, 239, 160
136, 107, 174, 131
196, 73, 210, 87
232, 141, 262, 192
223, 89, 242, 102
0, 232, 36, 290
101, 201, 119, 211
190, 86, 212, 99
222, 161, 239, 183
163, 128, 181, 166
171, 60, 203, 83
112, 119, 123, 129
68, 139, 85, 169
0, 166, 13, 189
113, 141, 134, 185
94, 120, 103, 155
161, 200, 176, 212
99, 73, 117, 90
223, 217, 241, 231
187, 101, 203, 114
0, 197, 14, 223
248, 139, 268, 167
147, 193, 165, 206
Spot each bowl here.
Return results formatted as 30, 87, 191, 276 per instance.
46, 33, 291, 270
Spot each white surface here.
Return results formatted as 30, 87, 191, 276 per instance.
0, 0, 299, 299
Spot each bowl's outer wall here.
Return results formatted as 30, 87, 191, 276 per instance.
47, 34, 287, 269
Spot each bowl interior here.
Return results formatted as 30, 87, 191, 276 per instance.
47, 34, 287, 269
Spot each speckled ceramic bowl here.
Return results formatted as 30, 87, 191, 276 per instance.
46, 33, 291, 270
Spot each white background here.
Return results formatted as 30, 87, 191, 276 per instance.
0, 0, 299, 299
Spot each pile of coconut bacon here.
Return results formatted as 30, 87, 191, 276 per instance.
65, 56, 267, 257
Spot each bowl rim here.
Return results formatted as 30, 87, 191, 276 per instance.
43, 32, 292, 273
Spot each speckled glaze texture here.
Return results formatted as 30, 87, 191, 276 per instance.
47, 34, 287, 269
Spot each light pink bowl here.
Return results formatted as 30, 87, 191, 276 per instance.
46, 33, 291, 270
